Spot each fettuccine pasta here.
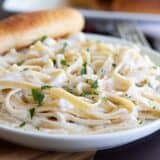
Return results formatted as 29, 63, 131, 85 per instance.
0, 33, 160, 135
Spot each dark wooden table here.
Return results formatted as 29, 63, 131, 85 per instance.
95, 131, 160, 160
0, 2, 160, 160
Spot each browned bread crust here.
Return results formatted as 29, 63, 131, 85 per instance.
0, 8, 84, 54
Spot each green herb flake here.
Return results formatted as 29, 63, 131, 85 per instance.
29, 108, 35, 119
41, 85, 52, 90
124, 93, 128, 97
102, 97, 108, 102
152, 66, 157, 69
91, 80, 99, 89
64, 87, 73, 93
52, 59, 56, 66
112, 63, 116, 68
139, 120, 143, 125
148, 82, 153, 88
135, 83, 144, 87
31, 89, 45, 106
35, 126, 40, 130
57, 42, 68, 54
61, 60, 68, 66
125, 94, 131, 99
62, 42, 68, 49
93, 91, 99, 95
20, 68, 29, 72
82, 91, 98, 96
82, 91, 92, 96
23, 68, 29, 71
40, 35, 48, 42
80, 62, 87, 75
86, 48, 90, 52
19, 121, 26, 127
17, 61, 24, 65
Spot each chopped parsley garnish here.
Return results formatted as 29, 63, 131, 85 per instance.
135, 83, 144, 87
112, 63, 116, 68
17, 61, 24, 65
93, 91, 99, 95
63, 42, 68, 48
41, 85, 52, 90
20, 68, 29, 72
29, 108, 35, 119
82, 91, 92, 96
23, 68, 28, 71
91, 80, 99, 89
80, 62, 87, 75
61, 60, 68, 66
86, 48, 90, 52
40, 35, 48, 42
124, 93, 131, 98
139, 120, 143, 124
31, 89, 45, 106
64, 87, 73, 93
32, 35, 47, 44
102, 97, 108, 102
152, 66, 157, 69
35, 126, 40, 130
148, 82, 153, 88
81, 91, 98, 96
57, 42, 68, 54
124, 93, 128, 97
52, 59, 56, 66
19, 121, 26, 127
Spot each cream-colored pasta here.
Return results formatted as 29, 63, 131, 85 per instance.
0, 33, 160, 135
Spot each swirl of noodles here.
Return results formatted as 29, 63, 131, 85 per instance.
0, 33, 159, 135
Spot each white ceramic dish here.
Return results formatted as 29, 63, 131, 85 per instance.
0, 34, 160, 152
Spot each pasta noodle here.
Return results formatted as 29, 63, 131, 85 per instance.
0, 33, 160, 135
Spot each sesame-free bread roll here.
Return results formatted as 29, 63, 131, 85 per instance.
0, 8, 84, 54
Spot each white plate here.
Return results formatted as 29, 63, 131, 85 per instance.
0, 34, 160, 152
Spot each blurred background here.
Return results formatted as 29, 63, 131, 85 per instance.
1, 0, 160, 51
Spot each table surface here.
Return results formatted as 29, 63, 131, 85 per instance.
95, 131, 160, 160
0, 139, 95, 160
0, 2, 160, 160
